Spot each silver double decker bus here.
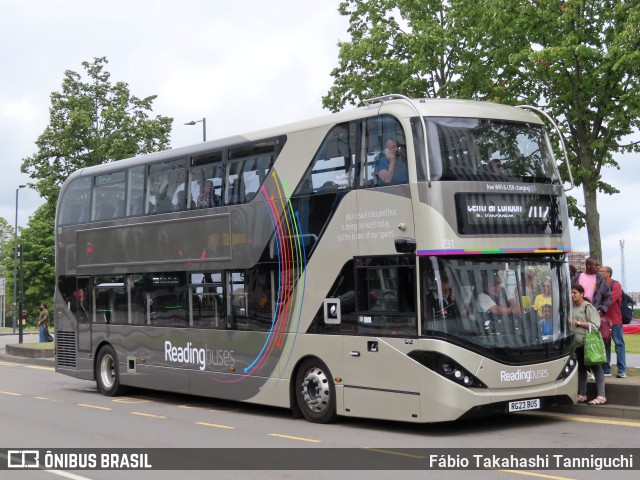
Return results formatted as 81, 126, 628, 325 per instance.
54, 95, 577, 423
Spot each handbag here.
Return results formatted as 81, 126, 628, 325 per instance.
584, 323, 607, 366
599, 315, 612, 342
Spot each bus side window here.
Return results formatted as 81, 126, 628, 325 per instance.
190, 152, 224, 209
58, 177, 91, 225
147, 159, 187, 215
226, 142, 277, 206
363, 115, 407, 188
355, 258, 417, 336
294, 122, 355, 195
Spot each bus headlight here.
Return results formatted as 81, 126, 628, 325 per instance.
556, 352, 578, 381
408, 351, 487, 389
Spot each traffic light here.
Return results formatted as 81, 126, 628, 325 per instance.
21, 310, 27, 325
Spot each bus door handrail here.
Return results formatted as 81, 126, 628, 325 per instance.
363, 94, 431, 187
517, 105, 575, 192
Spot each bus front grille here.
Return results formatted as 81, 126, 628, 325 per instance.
55, 330, 77, 368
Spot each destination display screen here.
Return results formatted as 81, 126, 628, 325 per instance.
455, 193, 563, 235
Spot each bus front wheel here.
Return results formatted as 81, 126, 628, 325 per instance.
95, 345, 125, 396
295, 358, 336, 423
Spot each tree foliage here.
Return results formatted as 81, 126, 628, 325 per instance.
493, 0, 640, 260
323, 0, 526, 111
21, 56, 173, 207
0, 206, 53, 325
325, 0, 640, 260
1, 205, 56, 324
11, 57, 173, 321
0, 217, 13, 315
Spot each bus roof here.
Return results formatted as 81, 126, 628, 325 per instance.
62, 97, 543, 182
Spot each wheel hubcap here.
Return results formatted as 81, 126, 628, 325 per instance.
100, 354, 115, 389
301, 367, 330, 412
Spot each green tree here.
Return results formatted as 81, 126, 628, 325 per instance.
491, 0, 640, 261
322, 0, 521, 111
0, 217, 13, 321
13, 57, 173, 320
0, 217, 12, 274
325, 0, 640, 261
21, 56, 173, 207
10, 205, 56, 325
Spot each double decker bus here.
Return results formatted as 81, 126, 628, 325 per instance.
54, 95, 577, 423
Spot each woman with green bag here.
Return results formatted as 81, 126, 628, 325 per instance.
571, 285, 607, 405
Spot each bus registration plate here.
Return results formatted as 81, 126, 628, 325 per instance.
508, 399, 540, 412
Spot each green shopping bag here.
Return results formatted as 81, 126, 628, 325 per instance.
584, 324, 607, 366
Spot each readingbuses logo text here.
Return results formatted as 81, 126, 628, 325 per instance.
500, 368, 549, 383
164, 341, 235, 371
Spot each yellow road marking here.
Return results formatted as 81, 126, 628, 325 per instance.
196, 421, 235, 429
0, 361, 19, 366
0, 390, 22, 396
268, 433, 321, 443
25, 365, 55, 371
35, 396, 63, 402
361, 448, 427, 459
497, 469, 575, 480
113, 397, 151, 404
78, 403, 112, 411
179, 404, 238, 412
524, 411, 640, 427
130, 411, 166, 419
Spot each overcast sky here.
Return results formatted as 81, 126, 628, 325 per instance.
2, 0, 639, 290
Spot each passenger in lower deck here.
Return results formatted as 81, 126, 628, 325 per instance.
539, 304, 553, 336
426, 278, 460, 319
475, 273, 514, 316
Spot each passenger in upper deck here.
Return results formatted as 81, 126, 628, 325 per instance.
488, 159, 504, 174
155, 182, 174, 214
375, 138, 408, 185
197, 180, 218, 208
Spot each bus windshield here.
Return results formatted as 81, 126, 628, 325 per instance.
426, 117, 559, 183
421, 256, 572, 363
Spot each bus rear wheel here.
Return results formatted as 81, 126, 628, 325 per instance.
295, 358, 336, 423
95, 345, 125, 396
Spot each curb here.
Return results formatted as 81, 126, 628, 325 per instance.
0, 351, 56, 367
6, 344, 55, 358
546, 403, 640, 421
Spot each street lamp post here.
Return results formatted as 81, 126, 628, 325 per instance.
13, 184, 26, 334
184, 117, 206, 142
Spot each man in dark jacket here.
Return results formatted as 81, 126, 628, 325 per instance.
572, 257, 612, 315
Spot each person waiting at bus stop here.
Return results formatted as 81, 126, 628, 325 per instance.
37, 303, 49, 343
571, 284, 607, 405
600, 265, 627, 378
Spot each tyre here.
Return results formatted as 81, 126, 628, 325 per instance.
95, 344, 125, 396
295, 358, 336, 423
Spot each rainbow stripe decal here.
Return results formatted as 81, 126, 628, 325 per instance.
210, 171, 306, 383
417, 247, 571, 256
